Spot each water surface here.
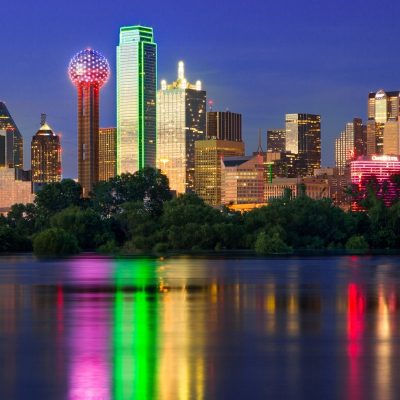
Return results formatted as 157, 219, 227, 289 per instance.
0, 255, 399, 399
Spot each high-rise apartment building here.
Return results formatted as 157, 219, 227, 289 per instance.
206, 111, 242, 142
0, 102, 23, 169
31, 115, 61, 192
285, 113, 321, 176
99, 127, 117, 182
157, 61, 206, 194
194, 139, 245, 205
68, 49, 110, 197
267, 129, 286, 152
117, 25, 157, 174
367, 90, 400, 155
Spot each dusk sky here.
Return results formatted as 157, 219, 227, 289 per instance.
2, 0, 400, 177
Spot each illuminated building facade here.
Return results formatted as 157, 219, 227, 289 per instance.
221, 154, 265, 205
157, 61, 206, 193
99, 127, 117, 181
335, 119, 363, 175
350, 155, 400, 210
117, 26, 157, 174
194, 139, 245, 205
267, 129, 286, 152
0, 168, 34, 213
68, 48, 110, 197
31, 115, 61, 192
285, 113, 321, 176
206, 111, 242, 142
0, 102, 23, 169
367, 90, 400, 155
383, 120, 400, 155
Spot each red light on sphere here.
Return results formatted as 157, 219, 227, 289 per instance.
68, 49, 110, 88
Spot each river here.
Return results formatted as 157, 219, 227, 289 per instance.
0, 255, 399, 399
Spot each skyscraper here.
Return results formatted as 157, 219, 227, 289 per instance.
206, 111, 242, 142
0, 102, 23, 169
335, 119, 363, 175
285, 113, 321, 176
194, 139, 245, 205
99, 127, 117, 182
367, 90, 400, 155
157, 61, 206, 194
117, 25, 157, 174
68, 48, 110, 197
31, 114, 61, 192
267, 129, 286, 152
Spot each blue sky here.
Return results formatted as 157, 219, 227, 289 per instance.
2, 0, 400, 177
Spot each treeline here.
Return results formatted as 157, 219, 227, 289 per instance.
1, 167, 399, 256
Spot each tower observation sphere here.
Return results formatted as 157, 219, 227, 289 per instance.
68, 49, 110, 88
68, 48, 110, 197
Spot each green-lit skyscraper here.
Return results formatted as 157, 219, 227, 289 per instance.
117, 25, 157, 174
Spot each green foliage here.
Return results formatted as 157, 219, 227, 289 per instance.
33, 228, 79, 257
34, 179, 82, 215
346, 235, 369, 251
255, 231, 292, 255
0, 224, 31, 252
50, 207, 108, 249
91, 167, 171, 216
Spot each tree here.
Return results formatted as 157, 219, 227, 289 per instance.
34, 179, 82, 215
91, 167, 171, 216
33, 228, 79, 257
51, 207, 108, 249
346, 235, 369, 251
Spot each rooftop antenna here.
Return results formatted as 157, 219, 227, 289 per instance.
40, 113, 46, 126
257, 128, 263, 155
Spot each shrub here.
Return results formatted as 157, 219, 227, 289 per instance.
255, 231, 292, 255
33, 228, 79, 257
346, 235, 369, 251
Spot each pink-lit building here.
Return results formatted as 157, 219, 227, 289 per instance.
350, 155, 400, 211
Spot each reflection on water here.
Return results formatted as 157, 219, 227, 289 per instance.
1, 256, 400, 399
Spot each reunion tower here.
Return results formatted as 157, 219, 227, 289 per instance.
68, 49, 110, 197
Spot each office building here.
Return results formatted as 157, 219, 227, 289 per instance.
267, 129, 286, 152
68, 48, 110, 197
0, 168, 34, 213
221, 154, 265, 205
285, 113, 321, 176
207, 111, 242, 142
0, 102, 23, 169
31, 115, 61, 192
157, 61, 206, 193
99, 127, 117, 182
335, 119, 364, 175
383, 120, 400, 155
367, 90, 400, 155
194, 139, 245, 205
117, 25, 157, 174
350, 155, 400, 211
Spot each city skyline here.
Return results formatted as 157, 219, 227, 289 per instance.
1, 0, 400, 177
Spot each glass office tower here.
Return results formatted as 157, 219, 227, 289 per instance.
285, 113, 321, 176
157, 61, 206, 193
99, 127, 117, 181
117, 25, 157, 174
0, 102, 23, 169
